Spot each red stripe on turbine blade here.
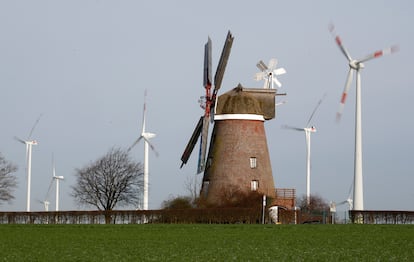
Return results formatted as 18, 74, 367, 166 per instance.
374, 51, 383, 58
335, 36, 342, 46
340, 93, 347, 104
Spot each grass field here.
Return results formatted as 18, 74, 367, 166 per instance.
1, 224, 413, 261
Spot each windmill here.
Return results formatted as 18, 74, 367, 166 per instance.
14, 115, 42, 212
180, 31, 234, 174
128, 90, 158, 210
282, 94, 325, 206
254, 58, 286, 89
329, 24, 398, 211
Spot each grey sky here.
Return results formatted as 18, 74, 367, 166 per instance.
1, 1, 413, 212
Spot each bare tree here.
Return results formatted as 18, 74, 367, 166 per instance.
0, 153, 18, 204
297, 193, 329, 211
71, 147, 143, 211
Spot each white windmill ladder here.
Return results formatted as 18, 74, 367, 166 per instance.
254, 58, 286, 89
128, 90, 158, 210
14, 114, 42, 212
329, 24, 398, 211
282, 94, 325, 206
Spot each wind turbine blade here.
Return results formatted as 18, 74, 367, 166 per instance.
127, 136, 143, 152
52, 154, 56, 177
28, 114, 42, 139
14, 136, 26, 144
256, 60, 267, 71
254, 72, 265, 81
357, 45, 399, 64
281, 125, 304, 132
273, 77, 282, 88
268, 58, 277, 70
141, 90, 147, 133
276, 101, 287, 106
329, 24, 352, 62
306, 93, 327, 127
274, 68, 286, 76
45, 178, 54, 200
337, 68, 354, 122
180, 116, 203, 167
144, 138, 159, 157
214, 30, 234, 92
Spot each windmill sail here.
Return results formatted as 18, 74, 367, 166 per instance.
180, 31, 234, 173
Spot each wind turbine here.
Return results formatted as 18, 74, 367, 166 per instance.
128, 90, 158, 210
329, 24, 398, 211
51, 157, 64, 211
254, 58, 286, 89
14, 115, 42, 212
282, 95, 325, 206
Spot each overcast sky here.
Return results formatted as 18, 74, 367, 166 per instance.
1, 1, 413, 213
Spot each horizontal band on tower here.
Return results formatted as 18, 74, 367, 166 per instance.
214, 114, 265, 121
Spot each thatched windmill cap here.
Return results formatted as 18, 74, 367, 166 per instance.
215, 84, 276, 120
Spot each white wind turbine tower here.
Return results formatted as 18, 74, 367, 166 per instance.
128, 91, 158, 210
14, 115, 42, 212
329, 25, 398, 211
282, 94, 325, 206
254, 58, 286, 89
51, 157, 64, 211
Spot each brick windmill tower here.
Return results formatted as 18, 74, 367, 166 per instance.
201, 84, 282, 205
180, 32, 286, 206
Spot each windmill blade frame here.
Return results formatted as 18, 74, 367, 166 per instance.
204, 37, 212, 87
256, 60, 267, 71
213, 30, 234, 93
181, 116, 204, 167
181, 31, 234, 171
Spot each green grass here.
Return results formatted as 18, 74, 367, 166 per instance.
0, 224, 413, 261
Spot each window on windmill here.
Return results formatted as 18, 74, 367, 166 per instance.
251, 180, 259, 191
206, 157, 212, 169
202, 180, 210, 197
250, 157, 257, 169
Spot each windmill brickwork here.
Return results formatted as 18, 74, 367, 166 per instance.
200, 85, 279, 205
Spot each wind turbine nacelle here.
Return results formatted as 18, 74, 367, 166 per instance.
54, 176, 64, 180
28, 140, 38, 145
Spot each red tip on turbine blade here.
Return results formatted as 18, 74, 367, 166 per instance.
374, 50, 383, 58
335, 36, 342, 46
340, 93, 347, 104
